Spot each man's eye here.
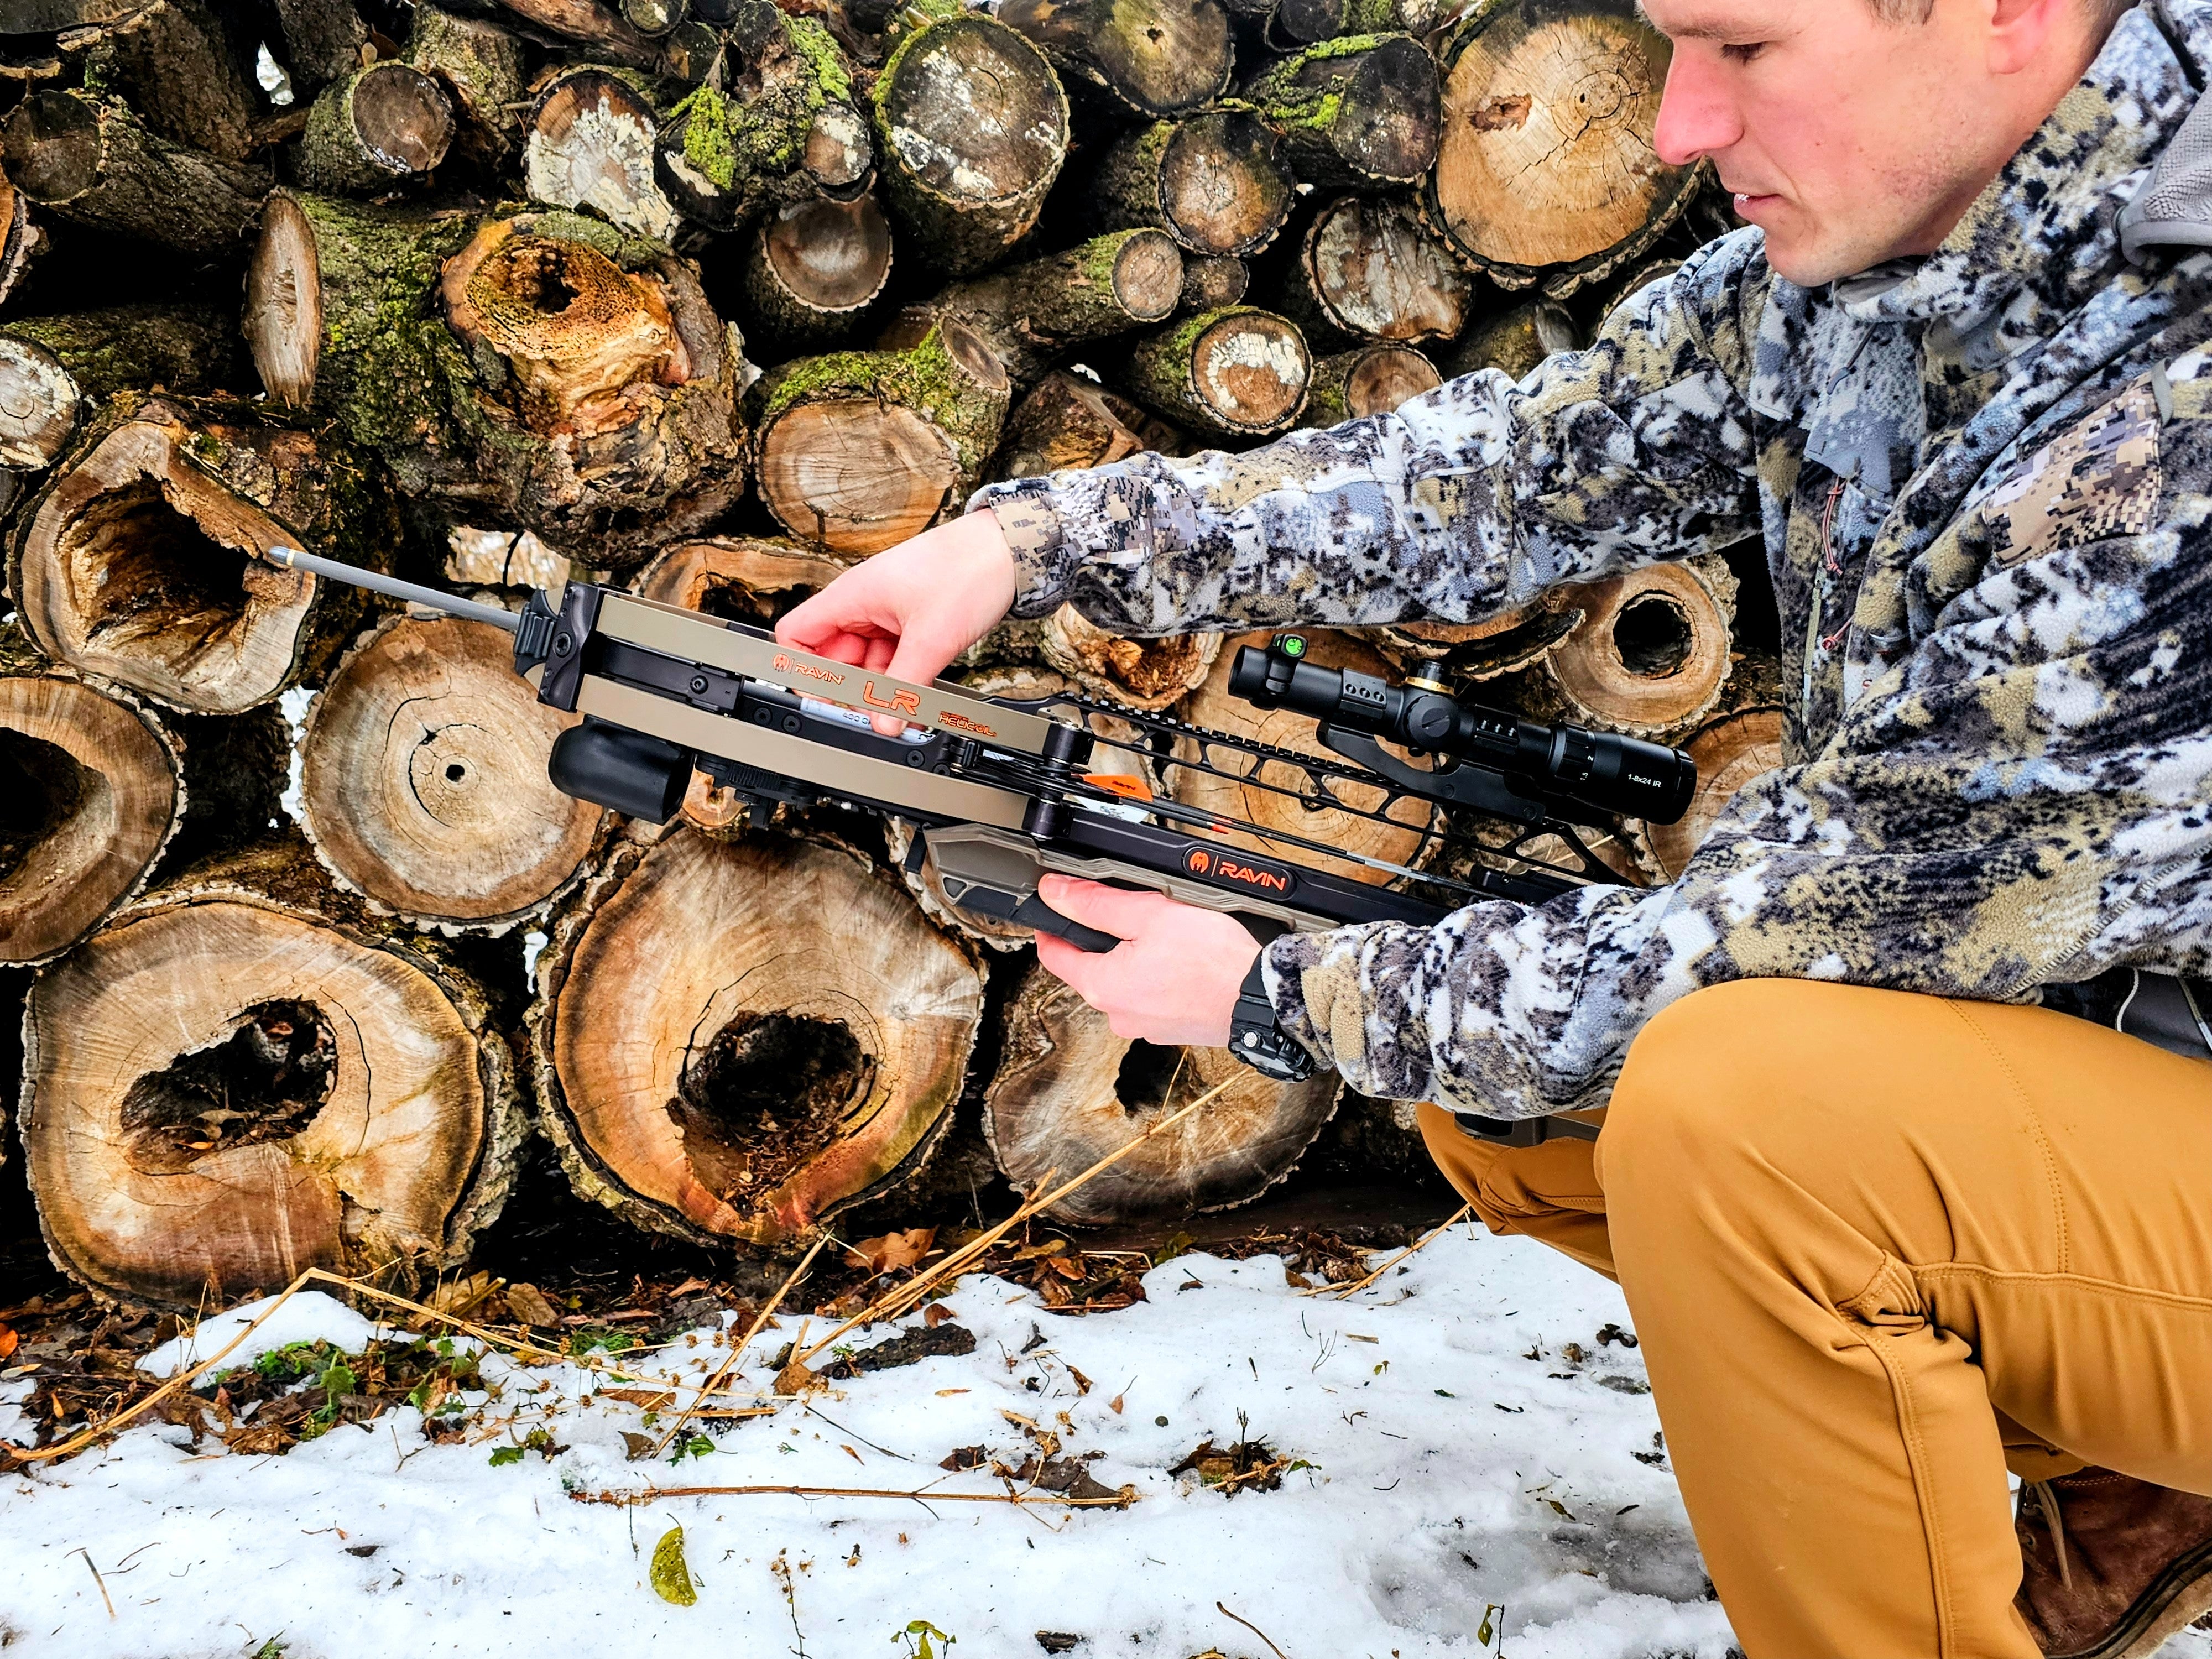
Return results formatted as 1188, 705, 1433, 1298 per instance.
1721, 41, 1767, 62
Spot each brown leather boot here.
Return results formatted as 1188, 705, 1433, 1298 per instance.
2015, 1468, 2212, 1658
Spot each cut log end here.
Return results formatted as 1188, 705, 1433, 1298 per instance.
985, 962, 1342, 1224
244, 191, 324, 410
25, 878, 521, 1308
535, 832, 984, 1248
1298, 193, 1470, 345
300, 615, 604, 928
1, 88, 101, 205
0, 336, 77, 468
759, 398, 963, 555
1156, 114, 1292, 257
1112, 228, 1186, 321
524, 69, 678, 243
341, 62, 455, 176
0, 673, 179, 966
759, 193, 894, 317
1307, 343, 1440, 426
1041, 603, 1219, 711
1542, 560, 1736, 737
1125, 306, 1308, 437
1328, 36, 1440, 183
881, 19, 1064, 208
1634, 704, 1784, 881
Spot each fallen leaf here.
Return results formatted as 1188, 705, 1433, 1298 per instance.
935, 1388, 969, 1397
1344, 1333, 1380, 1344
503, 1282, 560, 1327
1013, 1238, 1067, 1261
650, 1525, 697, 1606
0, 1326, 15, 1361
776, 1358, 822, 1397
841, 1444, 864, 1464
922, 1302, 957, 1328
1067, 1365, 1092, 1395
600, 1387, 675, 1412
620, 1431, 656, 1462
846, 1227, 936, 1275
1107, 1394, 1124, 1415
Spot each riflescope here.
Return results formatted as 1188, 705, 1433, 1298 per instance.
1229, 634, 1698, 826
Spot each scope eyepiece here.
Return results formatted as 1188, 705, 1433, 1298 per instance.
1228, 637, 1697, 826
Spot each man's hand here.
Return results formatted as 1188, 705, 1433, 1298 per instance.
775, 510, 1018, 733
1031, 874, 1262, 1048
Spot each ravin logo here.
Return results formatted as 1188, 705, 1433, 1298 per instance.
1182, 844, 1293, 894
770, 652, 847, 687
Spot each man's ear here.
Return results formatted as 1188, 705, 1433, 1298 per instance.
1984, 0, 2085, 75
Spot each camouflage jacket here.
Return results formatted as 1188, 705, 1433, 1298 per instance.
970, 4, 2212, 1116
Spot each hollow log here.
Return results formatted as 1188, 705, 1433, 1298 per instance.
522, 67, 680, 242
1093, 113, 1292, 259
1117, 305, 1308, 439
272, 0, 373, 93
739, 193, 894, 356
749, 316, 1010, 555
1631, 696, 1783, 882
1532, 554, 1739, 738
0, 165, 42, 309
86, 0, 260, 164
1173, 627, 1437, 884
1360, 586, 1585, 681
1423, 0, 1700, 296
1040, 604, 1217, 711
409, 7, 528, 172
1240, 34, 1439, 189
870, 6, 1069, 278
635, 534, 857, 623
20, 837, 526, 1308
985, 958, 1342, 1224
895, 228, 1183, 389
299, 614, 606, 931
997, 0, 1234, 119
1177, 253, 1247, 314
993, 369, 1182, 482
435, 208, 750, 561
0, 304, 246, 467
1302, 342, 1439, 426
7, 395, 397, 715
0, 90, 270, 255
1277, 193, 1470, 348
1, 624, 179, 967
531, 828, 985, 1248
656, 13, 872, 230
1442, 298, 1580, 382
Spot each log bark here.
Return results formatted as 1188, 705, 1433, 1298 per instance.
993, 369, 1181, 482
1302, 342, 1439, 425
894, 228, 1182, 389
1423, 0, 1701, 296
1277, 192, 1470, 348
870, 6, 1069, 278
0, 305, 246, 468
20, 836, 526, 1308
740, 192, 894, 356
1531, 554, 1739, 738
997, 0, 1234, 119
522, 66, 680, 242
85, 0, 260, 164
1630, 677, 1783, 881
656, 12, 872, 230
1360, 586, 1585, 681
0, 90, 270, 255
1177, 253, 1246, 314
1117, 305, 1308, 439
1268, 0, 1440, 46
271, 0, 372, 93
435, 208, 750, 561
7, 395, 397, 715
749, 316, 1010, 555
0, 624, 180, 967
1442, 297, 1579, 381
1172, 627, 1437, 885
0, 165, 42, 310
489, 0, 661, 67
1092, 113, 1291, 259
409, 6, 528, 173
298, 613, 606, 931
985, 957, 1342, 1224
531, 828, 985, 1248
1239, 34, 1439, 189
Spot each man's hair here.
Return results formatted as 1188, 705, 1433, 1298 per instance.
1868, 0, 2135, 25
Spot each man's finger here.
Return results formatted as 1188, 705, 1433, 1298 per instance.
1034, 931, 1109, 997
1037, 874, 1180, 939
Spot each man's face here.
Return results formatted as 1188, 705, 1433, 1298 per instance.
1643, 0, 2045, 285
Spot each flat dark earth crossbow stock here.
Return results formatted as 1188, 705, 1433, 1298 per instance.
269, 547, 1697, 1143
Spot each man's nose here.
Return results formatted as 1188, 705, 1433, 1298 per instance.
1652, 48, 1742, 169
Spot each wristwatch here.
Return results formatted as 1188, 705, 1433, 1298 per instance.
1228, 952, 1319, 1082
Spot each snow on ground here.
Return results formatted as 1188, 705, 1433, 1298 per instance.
3, 1227, 2203, 1659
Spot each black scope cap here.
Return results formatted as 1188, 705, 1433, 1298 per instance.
549, 717, 695, 823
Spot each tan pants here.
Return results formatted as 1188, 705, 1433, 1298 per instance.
1417, 979, 2212, 1659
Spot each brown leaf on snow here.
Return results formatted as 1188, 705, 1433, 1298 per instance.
921, 1303, 956, 1328
503, 1282, 561, 1327
846, 1228, 936, 1275
599, 1387, 675, 1411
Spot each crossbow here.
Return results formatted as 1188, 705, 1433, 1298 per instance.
267, 547, 1697, 1143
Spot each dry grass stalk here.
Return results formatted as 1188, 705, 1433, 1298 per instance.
650, 1234, 831, 1457
1303, 1202, 1474, 1301
794, 1077, 1237, 1370
568, 1481, 1137, 1509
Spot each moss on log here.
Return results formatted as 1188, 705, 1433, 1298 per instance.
1238, 34, 1439, 189
1117, 305, 1308, 438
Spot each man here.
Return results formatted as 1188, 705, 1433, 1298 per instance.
781, 0, 2212, 1652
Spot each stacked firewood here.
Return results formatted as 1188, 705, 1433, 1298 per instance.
0, 0, 1779, 1310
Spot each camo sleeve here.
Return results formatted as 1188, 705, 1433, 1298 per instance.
967, 230, 1771, 632
1260, 369, 2212, 1115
